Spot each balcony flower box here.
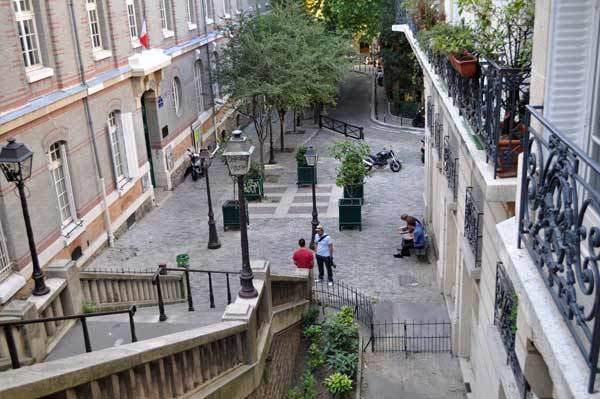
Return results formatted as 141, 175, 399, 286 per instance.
449, 51, 477, 78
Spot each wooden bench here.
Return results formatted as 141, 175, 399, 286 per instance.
412, 234, 429, 259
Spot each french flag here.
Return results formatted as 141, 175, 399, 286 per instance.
139, 19, 149, 49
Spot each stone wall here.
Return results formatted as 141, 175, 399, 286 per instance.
247, 322, 304, 399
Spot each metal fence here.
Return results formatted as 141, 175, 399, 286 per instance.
319, 115, 364, 140
365, 320, 452, 354
312, 280, 374, 327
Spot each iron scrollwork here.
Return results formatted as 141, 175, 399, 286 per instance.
464, 187, 483, 265
519, 105, 600, 393
434, 112, 443, 160
443, 136, 458, 201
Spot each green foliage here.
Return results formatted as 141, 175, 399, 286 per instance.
287, 369, 316, 399
296, 145, 308, 167
509, 293, 519, 334
82, 301, 96, 314
321, 306, 359, 355
308, 342, 326, 369
457, 0, 534, 67
327, 351, 358, 378
428, 23, 475, 56
303, 305, 321, 327
330, 141, 370, 188
404, 0, 445, 30
324, 372, 353, 397
317, 0, 384, 43
304, 324, 322, 342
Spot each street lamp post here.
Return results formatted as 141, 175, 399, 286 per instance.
0, 139, 49, 296
223, 130, 258, 298
304, 146, 319, 248
198, 148, 221, 249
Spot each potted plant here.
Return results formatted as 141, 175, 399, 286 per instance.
405, 0, 445, 31
430, 24, 477, 78
331, 141, 370, 231
296, 145, 317, 186
244, 162, 264, 201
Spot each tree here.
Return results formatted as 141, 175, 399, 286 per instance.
217, 5, 352, 164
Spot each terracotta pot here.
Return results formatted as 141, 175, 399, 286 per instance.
495, 137, 523, 178
448, 51, 478, 78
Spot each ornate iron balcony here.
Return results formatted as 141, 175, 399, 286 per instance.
519, 105, 600, 393
494, 262, 531, 399
464, 187, 483, 265
426, 96, 434, 132
434, 112, 443, 160
443, 136, 458, 201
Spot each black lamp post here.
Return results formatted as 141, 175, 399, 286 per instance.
198, 148, 221, 250
223, 130, 258, 298
0, 139, 49, 296
305, 146, 319, 248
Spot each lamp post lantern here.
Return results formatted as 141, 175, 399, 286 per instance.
0, 138, 49, 296
223, 130, 257, 298
198, 148, 221, 249
304, 146, 319, 248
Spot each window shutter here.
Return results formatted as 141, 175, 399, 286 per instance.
121, 112, 139, 179
59, 144, 78, 222
544, 0, 600, 149
107, 124, 121, 188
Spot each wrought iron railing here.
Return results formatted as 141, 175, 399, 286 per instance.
409, 30, 530, 179
464, 187, 483, 266
312, 280, 374, 327
365, 320, 451, 354
434, 112, 443, 160
426, 96, 434, 132
494, 262, 530, 398
519, 105, 600, 393
443, 136, 458, 201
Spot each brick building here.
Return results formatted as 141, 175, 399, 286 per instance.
0, 0, 268, 304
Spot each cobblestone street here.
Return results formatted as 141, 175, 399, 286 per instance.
86, 73, 439, 306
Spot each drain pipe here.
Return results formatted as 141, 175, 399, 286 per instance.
67, 0, 115, 246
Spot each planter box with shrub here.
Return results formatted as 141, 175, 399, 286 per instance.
244, 177, 264, 201
343, 184, 364, 200
338, 198, 362, 231
222, 200, 249, 231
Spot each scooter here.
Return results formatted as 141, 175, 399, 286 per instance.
186, 148, 204, 181
363, 148, 402, 172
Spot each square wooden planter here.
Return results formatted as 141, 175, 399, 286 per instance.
339, 198, 362, 231
297, 166, 317, 186
222, 200, 249, 231
343, 184, 364, 200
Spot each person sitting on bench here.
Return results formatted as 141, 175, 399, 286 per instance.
395, 216, 425, 258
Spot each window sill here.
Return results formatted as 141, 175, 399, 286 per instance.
131, 38, 142, 49
26, 66, 54, 84
188, 22, 197, 31
93, 49, 112, 62
118, 178, 136, 197
205, 18, 214, 25
162, 29, 175, 39
235, 10, 242, 15
62, 219, 85, 246
222, 13, 231, 20
0, 273, 26, 305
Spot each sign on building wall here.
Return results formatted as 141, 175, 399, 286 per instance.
192, 120, 202, 150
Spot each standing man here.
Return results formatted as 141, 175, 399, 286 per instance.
314, 225, 334, 286
293, 239, 314, 270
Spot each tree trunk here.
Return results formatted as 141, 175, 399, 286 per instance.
278, 109, 285, 152
268, 113, 275, 164
259, 140, 264, 179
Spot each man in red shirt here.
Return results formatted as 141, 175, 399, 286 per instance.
292, 239, 314, 269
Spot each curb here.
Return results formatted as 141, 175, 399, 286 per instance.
369, 75, 425, 137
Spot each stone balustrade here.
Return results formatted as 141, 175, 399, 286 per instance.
271, 271, 311, 308
80, 270, 186, 310
0, 262, 311, 399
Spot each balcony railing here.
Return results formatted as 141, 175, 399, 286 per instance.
443, 136, 458, 201
434, 112, 443, 160
518, 105, 600, 393
494, 262, 531, 398
426, 96, 434, 131
464, 187, 483, 265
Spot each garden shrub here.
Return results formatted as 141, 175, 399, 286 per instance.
324, 372, 353, 397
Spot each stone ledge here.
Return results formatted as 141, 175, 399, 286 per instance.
0, 274, 26, 305
459, 237, 481, 281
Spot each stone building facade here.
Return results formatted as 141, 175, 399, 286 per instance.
395, 0, 600, 398
0, 0, 269, 304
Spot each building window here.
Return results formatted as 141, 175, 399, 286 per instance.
194, 61, 204, 113
13, 0, 41, 69
126, 0, 138, 40
186, 0, 195, 23
86, 0, 103, 50
108, 111, 127, 184
205, 0, 214, 22
172, 77, 182, 116
212, 51, 220, 100
223, 0, 231, 16
159, 0, 172, 31
235, 0, 242, 12
0, 222, 13, 283
49, 142, 77, 226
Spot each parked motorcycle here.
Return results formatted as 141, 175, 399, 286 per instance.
363, 148, 402, 172
186, 148, 204, 181
412, 107, 425, 128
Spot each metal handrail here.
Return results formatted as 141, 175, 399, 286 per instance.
1, 306, 137, 369
319, 115, 364, 140
152, 264, 240, 322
